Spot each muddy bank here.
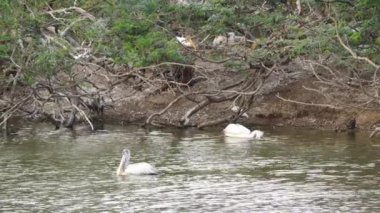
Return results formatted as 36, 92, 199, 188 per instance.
104, 87, 378, 132
3, 55, 379, 134
103, 60, 380, 132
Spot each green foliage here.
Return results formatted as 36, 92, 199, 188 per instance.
349, 32, 362, 45
225, 60, 246, 72
0, 36, 10, 59
122, 31, 184, 66
108, 0, 188, 66
1, 0, 379, 85
375, 36, 380, 46
34, 49, 64, 74
26, 47, 72, 83
250, 40, 274, 61
0, 1, 17, 58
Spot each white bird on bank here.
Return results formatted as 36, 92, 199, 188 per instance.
116, 149, 158, 176
223, 123, 264, 139
212, 32, 247, 47
175, 36, 196, 49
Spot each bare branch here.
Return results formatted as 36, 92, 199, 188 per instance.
335, 19, 379, 69
44, 6, 96, 22
145, 93, 187, 125
72, 104, 94, 131
276, 93, 343, 109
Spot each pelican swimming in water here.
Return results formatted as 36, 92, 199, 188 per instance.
116, 149, 158, 176
223, 123, 264, 139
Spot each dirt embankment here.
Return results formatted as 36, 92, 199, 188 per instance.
103, 59, 380, 132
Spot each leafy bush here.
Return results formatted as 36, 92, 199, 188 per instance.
1, 0, 380, 83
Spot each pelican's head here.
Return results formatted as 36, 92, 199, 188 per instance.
250, 130, 264, 139
122, 148, 130, 156
120, 149, 131, 172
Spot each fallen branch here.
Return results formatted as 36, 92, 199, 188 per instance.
276, 93, 343, 109
0, 95, 32, 126
72, 104, 94, 131
145, 93, 187, 126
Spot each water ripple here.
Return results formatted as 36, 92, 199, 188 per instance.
0, 124, 379, 212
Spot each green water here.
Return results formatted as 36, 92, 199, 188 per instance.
0, 124, 379, 212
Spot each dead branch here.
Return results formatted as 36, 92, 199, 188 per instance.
179, 79, 248, 126
180, 63, 272, 127
335, 19, 379, 70
145, 93, 187, 126
276, 93, 343, 109
180, 99, 210, 126
44, 6, 96, 22
0, 95, 32, 127
72, 104, 94, 131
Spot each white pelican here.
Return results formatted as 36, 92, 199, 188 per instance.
223, 123, 264, 139
116, 149, 158, 176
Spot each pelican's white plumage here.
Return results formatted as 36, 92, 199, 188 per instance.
116, 149, 158, 176
223, 123, 264, 139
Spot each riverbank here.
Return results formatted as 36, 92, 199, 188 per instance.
102, 58, 380, 132
2, 1, 380, 136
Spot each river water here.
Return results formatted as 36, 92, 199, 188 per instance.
0, 123, 379, 212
